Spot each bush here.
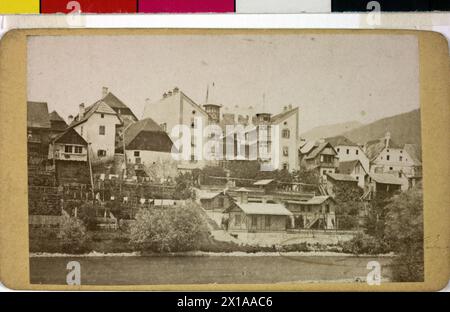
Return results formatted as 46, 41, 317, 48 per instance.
337, 214, 359, 230
130, 201, 209, 252
58, 215, 89, 253
341, 233, 389, 255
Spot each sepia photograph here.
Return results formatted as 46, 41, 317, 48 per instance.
26, 32, 424, 285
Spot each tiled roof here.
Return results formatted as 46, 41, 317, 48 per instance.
234, 202, 293, 216
403, 144, 422, 165
27, 102, 51, 129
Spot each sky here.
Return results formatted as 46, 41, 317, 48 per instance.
28, 34, 419, 133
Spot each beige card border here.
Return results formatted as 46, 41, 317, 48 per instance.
0, 28, 448, 291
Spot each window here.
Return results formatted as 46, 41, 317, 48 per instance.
265, 216, 271, 227
99, 125, 106, 135
387, 149, 390, 152
101, 113, 104, 118
282, 129, 290, 138
218, 197, 224, 208
135, 157, 141, 164
64, 145, 73, 153
346, 149, 349, 155
235, 214, 241, 226
283, 146, 289, 156
134, 151, 140, 157
386, 155, 390, 161
74, 146, 83, 154
356, 149, 359, 155
97, 150, 107, 157
389, 167, 393, 171
251, 216, 258, 227
399, 156, 403, 161
192, 110, 196, 114
282, 163, 289, 170
325, 204, 330, 213
160, 123, 167, 132
283, 121, 287, 125
337, 148, 340, 153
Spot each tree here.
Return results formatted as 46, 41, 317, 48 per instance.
174, 172, 195, 199
130, 201, 208, 252
384, 185, 424, 282
58, 214, 88, 252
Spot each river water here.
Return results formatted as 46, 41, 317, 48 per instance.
30, 255, 393, 285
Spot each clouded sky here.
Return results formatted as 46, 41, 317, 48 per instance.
28, 33, 419, 133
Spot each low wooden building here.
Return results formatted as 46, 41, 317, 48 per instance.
325, 172, 359, 197
198, 190, 234, 211
285, 195, 336, 230
48, 128, 90, 184
224, 189, 293, 232
364, 173, 405, 199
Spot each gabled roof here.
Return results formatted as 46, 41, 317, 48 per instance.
198, 190, 227, 200
231, 202, 293, 216
325, 135, 358, 147
305, 142, 337, 160
123, 118, 174, 152
271, 107, 298, 124
52, 127, 87, 145
327, 173, 358, 182
49, 110, 65, 122
365, 137, 401, 160
338, 160, 364, 175
253, 179, 275, 186
27, 102, 51, 129
70, 101, 117, 128
102, 92, 138, 120
299, 140, 316, 155
369, 173, 404, 185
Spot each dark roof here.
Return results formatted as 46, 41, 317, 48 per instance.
271, 107, 298, 124
305, 142, 337, 160
103, 92, 138, 121
325, 135, 357, 147
49, 110, 65, 122
28, 102, 51, 129
52, 127, 87, 145
338, 160, 363, 174
123, 118, 174, 152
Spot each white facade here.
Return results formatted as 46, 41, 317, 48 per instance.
272, 108, 299, 172
370, 147, 417, 176
126, 149, 174, 166
335, 145, 370, 173
73, 111, 121, 160
48, 143, 87, 162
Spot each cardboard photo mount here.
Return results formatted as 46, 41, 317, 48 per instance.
0, 28, 449, 291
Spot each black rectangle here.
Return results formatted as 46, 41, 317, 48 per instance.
332, 0, 450, 12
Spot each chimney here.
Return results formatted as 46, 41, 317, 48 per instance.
79, 103, 85, 119
68, 115, 74, 125
385, 132, 391, 148
167, 90, 173, 96
102, 87, 109, 98
173, 87, 179, 93
163, 92, 168, 98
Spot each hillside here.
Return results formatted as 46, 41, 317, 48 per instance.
300, 121, 363, 141
342, 109, 421, 147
